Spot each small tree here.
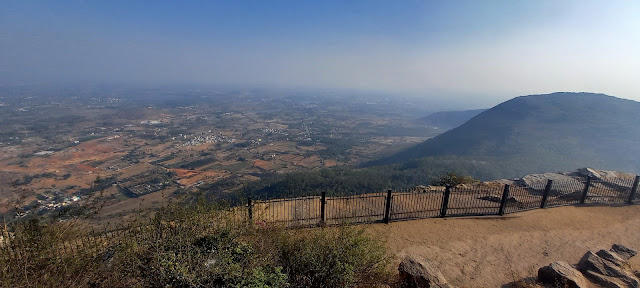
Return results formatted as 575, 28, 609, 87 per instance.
431, 172, 478, 187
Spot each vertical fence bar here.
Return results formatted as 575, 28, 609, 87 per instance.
498, 184, 510, 216
247, 197, 252, 221
320, 192, 326, 226
580, 176, 592, 204
384, 189, 392, 223
628, 175, 640, 204
540, 180, 553, 208
440, 186, 451, 218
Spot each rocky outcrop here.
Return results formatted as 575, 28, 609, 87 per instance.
537, 261, 589, 288
612, 244, 638, 261
576, 168, 636, 181
537, 244, 639, 288
398, 255, 455, 288
597, 249, 628, 267
577, 246, 639, 288
493, 167, 636, 190
522, 173, 577, 187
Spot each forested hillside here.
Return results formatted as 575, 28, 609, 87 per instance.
236, 93, 640, 199
374, 92, 640, 175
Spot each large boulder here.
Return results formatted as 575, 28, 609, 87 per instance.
398, 255, 454, 288
597, 249, 628, 267
578, 251, 639, 288
611, 244, 638, 261
576, 168, 636, 180
537, 261, 590, 288
578, 168, 603, 179
522, 173, 577, 188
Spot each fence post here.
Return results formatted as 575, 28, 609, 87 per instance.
540, 180, 553, 208
580, 176, 592, 204
384, 189, 392, 223
247, 197, 253, 221
498, 184, 510, 216
440, 186, 451, 218
628, 175, 640, 204
320, 191, 326, 226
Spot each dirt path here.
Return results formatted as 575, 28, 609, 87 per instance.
367, 204, 640, 287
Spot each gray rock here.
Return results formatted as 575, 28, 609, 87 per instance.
597, 249, 628, 267
398, 255, 454, 288
578, 168, 603, 179
522, 173, 577, 188
537, 261, 590, 288
612, 244, 638, 261
582, 270, 633, 288
578, 251, 639, 288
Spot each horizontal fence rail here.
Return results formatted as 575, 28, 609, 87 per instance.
2, 175, 640, 261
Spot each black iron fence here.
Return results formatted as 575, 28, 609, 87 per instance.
246, 175, 640, 227
2, 175, 640, 260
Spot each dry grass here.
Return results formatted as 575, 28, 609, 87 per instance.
0, 201, 393, 288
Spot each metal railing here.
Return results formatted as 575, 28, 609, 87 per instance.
2, 175, 639, 261
245, 175, 640, 227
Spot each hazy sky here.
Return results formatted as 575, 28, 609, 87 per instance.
1, 0, 640, 102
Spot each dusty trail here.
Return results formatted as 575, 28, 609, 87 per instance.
368, 205, 640, 287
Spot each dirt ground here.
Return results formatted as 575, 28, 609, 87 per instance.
367, 204, 640, 287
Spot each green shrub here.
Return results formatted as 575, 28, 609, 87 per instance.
271, 225, 391, 288
1, 202, 392, 288
106, 202, 288, 288
0, 218, 103, 287
431, 172, 478, 187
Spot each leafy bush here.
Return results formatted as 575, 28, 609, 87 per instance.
270, 226, 391, 288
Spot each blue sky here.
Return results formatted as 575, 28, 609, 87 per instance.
1, 1, 639, 103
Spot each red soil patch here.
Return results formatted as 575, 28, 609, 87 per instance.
177, 170, 227, 186
173, 168, 198, 178
252, 159, 273, 170
324, 160, 338, 167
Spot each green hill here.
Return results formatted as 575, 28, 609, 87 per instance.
373, 92, 640, 176
225, 92, 640, 199
419, 108, 487, 130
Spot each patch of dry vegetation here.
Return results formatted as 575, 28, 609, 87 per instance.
0, 201, 393, 288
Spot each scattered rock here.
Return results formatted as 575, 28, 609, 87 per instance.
577, 168, 636, 180
611, 244, 637, 261
522, 173, 577, 187
533, 245, 639, 288
497, 168, 634, 192
581, 270, 633, 288
578, 251, 619, 276
537, 261, 590, 288
578, 251, 639, 288
398, 255, 455, 288
578, 168, 603, 179
597, 249, 628, 267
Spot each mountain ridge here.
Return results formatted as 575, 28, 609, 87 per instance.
370, 92, 640, 175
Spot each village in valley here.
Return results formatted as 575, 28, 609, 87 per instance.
0, 86, 438, 223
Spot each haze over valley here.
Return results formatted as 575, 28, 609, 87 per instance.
2, 2, 640, 287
